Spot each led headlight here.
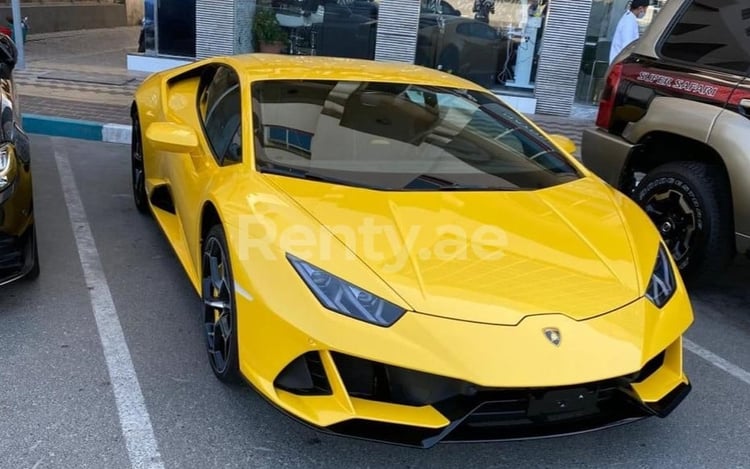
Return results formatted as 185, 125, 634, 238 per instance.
0, 144, 14, 191
645, 244, 677, 308
287, 254, 406, 327
0, 145, 8, 171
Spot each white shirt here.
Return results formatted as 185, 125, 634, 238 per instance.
609, 11, 640, 64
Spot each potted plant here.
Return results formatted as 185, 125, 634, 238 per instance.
253, 7, 287, 53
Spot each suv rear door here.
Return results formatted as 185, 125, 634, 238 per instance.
604, 0, 749, 134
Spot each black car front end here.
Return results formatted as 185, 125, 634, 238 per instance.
0, 140, 37, 286
0, 31, 38, 286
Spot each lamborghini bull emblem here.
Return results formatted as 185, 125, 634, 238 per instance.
544, 328, 561, 346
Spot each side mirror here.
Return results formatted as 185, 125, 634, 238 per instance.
0, 33, 17, 70
549, 134, 577, 155
146, 122, 199, 153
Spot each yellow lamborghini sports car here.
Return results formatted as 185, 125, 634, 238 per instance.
131, 54, 693, 447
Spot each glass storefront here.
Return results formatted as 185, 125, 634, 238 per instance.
253, 0, 378, 59
134, 0, 594, 116
415, 0, 548, 93
576, 0, 668, 105
142, 0, 196, 58
248, 0, 547, 94
140, 0, 548, 95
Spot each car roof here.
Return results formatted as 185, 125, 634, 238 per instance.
224, 53, 486, 90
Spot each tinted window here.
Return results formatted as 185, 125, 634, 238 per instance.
251, 80, 580, 191
199, 66, 242, 164
660, 0, 750, 73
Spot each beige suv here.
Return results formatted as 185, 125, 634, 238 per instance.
581, 0, 749, 283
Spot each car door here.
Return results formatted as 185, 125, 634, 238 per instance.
170, 64, 243, 268
722, 75, 750, 244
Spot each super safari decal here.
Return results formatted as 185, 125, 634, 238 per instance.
636, 71, 719, 98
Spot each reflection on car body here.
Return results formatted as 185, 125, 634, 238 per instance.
416, 14, 511, 88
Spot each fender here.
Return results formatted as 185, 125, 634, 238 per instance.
620, 97, 748, 255
621, 96, 721, 145
707, 110, 750, 254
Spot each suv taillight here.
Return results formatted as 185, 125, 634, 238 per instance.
596, 62, 624, 130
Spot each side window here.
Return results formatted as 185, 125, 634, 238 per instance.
660, 0, 750, 74
475, 23, 498, 41
198, 66, 242, 165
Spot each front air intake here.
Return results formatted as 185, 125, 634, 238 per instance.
274, 352, 332, 395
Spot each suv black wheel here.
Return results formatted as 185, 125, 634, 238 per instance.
634, 161, 735, 283
201, 224, 242, 384
131, 108, 149, 215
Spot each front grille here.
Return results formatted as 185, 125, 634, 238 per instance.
332, 352, 475, 406
324, 380, 647, 447
326, 352, 663, 444
440, 379, 644, 442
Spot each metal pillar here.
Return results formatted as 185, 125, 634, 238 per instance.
196, 0, 255, 59
11, 0, 24, 69
533, 0, 593, 116
374, 0, 420, 63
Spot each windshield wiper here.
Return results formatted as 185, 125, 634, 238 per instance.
257, 162, 376, 189
257, 162, 334, 183
403, 174, 500, 191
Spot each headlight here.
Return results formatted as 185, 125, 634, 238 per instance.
287, 254, 406, 327
645, 244, 677, 308
0, 144, 15, 191
0, 146, 8, 172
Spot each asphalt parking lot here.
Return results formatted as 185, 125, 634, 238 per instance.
1, 135, 749, 469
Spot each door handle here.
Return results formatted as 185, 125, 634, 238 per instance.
739, 98, 750, 116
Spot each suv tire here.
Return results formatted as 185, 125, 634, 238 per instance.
634, 161, 734, 283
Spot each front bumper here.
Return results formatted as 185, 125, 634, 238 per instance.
234, 278, 693, 447
325, 382, 692, 448
267, 337, 690, 448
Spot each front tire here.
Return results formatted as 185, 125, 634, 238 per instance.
634, 161, 735, 283
131, 108, 149, 215
201, 225, 241, 384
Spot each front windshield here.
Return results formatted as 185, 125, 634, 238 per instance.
251, 79, 580, 191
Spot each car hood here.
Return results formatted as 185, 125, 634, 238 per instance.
268, 176, 644, 325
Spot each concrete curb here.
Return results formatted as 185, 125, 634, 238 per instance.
20, 112, 589, 151
22, 114, 132, 144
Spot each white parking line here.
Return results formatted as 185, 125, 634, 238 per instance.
54, 150, 164, 469
684, 338, 750, 386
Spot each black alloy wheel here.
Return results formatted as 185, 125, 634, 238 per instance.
131, 109, 149, 215
201, 225, 241, 383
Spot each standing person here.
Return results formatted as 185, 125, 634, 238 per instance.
609, 0, 649, 64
